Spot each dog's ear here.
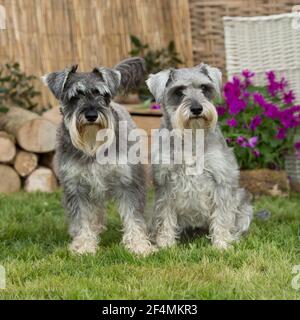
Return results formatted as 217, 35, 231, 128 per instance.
93, 67, 121, 97
114, 57, 146, 93
146, 69, 171, 103
198, 64, 222, 97
42, 64, 78, 100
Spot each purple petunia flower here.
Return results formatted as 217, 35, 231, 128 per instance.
236, 136, 248, 147
248, 136, 258, 148
266, 71, 287, 96
242, 70, 255, 79
266, 71, 276, 83
263, 103, 280, 120
151, 104, 161, 110
228, 99, 246, 115
242, 70, 255, 87
227, 118, 237, 127
276, 128, 286, 140
249, 115, 262, 130
216, 106, 227, 116
252, 149, 260, 157
253, 93, 266, 107
294, 141, 300, 149
283, 90, 296, 105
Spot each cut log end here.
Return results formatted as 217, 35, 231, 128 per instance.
0, 165, 21, 193
25, 167, 58, 192
17, 118, 57, 153
14, 151, 39, 177
0, 133, 16, 163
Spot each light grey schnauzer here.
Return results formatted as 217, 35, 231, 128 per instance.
43, 58, 153, 256
146, 64, 253, 250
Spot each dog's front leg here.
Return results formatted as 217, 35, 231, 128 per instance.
117, 193, 153, 256
209, 185, 236, 250
154, 195, 178, 249
64, 188, 105, 255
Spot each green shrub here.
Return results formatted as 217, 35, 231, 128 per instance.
0, 63, 40, 113
129, 35, 182, 100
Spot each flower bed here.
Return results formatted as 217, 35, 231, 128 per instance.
217, 70, 300, 171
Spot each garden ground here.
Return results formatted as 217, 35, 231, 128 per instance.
0, 191, 299, 299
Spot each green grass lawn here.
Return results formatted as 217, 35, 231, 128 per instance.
0, 191, 299, 300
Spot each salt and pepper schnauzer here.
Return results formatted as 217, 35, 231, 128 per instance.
43, 58, 154, 256
147, 64, 253, 250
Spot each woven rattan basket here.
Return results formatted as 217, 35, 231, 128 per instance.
223, 13, 300, 102
285, 155, 300, 181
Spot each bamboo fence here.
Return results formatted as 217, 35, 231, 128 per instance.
0, 0, 193, 107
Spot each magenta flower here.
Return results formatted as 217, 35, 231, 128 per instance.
217, 106, 227, 116
248, 136, 258, 148
227, 118, 237, 127
266, 71, 276, 83
249, 115, 262, 130
294, 141, 300, 149
263, 103, 280, 119
228, 99, 246, 115
253, 93, 266, 107
266, 71, 287, 96
236, 136, 248, 147
276, 128, 286, 140
252, 149, 260, 157
242, 70, 255, 79
283, 90, 296, 105
151, 104, 161, 110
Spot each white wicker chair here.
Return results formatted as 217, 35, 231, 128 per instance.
223, 13, 300, 103
224, 13, 300, 189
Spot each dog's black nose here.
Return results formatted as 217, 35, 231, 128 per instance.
190, 101, 203, 116
84, 109, 98, 122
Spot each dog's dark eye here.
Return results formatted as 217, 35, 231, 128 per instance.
103, 93, 111, 105
91, 89, 100, 96
200, 84, 213, 98
174, 87, 185, 99
200, 84, 209, 92
70, 95, 80, 103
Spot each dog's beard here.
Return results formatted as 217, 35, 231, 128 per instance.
69, 112, 114, 156
172, 99, 218, 131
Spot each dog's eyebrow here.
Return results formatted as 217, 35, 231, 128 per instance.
170, 85, 187, 92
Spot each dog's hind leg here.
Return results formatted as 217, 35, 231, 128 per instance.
64, 188, 105, 255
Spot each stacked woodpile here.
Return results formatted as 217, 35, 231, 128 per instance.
0, 107, 61, 193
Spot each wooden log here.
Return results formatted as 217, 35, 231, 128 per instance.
42, 106, 62, 126
0, 107, 57, 153
0, 131, 16, 163
14, 150, 38, 177
0, 165, 21, 193
24, 167, 58, 192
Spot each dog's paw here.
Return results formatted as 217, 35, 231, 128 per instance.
123, 236, 157, 257
127, 243, 157, 257
212, 239, 232, 250
69, 238, 98, 255
156, 235, 177, 249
